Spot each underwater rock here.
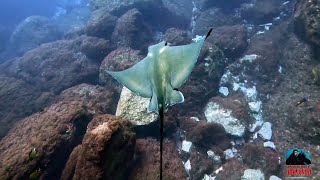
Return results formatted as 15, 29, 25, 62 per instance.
256, 122, 272, 141
207, 150, 222, 164
215, 159, 248, 180
240, 0, 282, 24
89, 0, 161, 14
162, 0, 193, 27
8, 16, 61, 55
196, 0, 250, 11
99, 48, 143, 88
193, 8, 241, 35
241, 169, 265, 180
204, 95, 253, 137
80, 36, 114, 62
62, 114, 135, 180
180, 117, 229, 149
182, 140, 193, 153
207, 25, 248, 61
57, 83, 119, 115
90, 0, 189, 29
287, 99, 320, 144
0, 74, 53, 139
269, 175, 282, 180
60, 145, 82, 180
0, 100, 92, 179
163, 28, 192, 46
112, 8, 153, 52
2, 36, 100, 94
86, 8, 117, 39
116, 87, 158, 125
241, 143, 280, 177
294, 0, 320, 48
244, 33, 281, 95
189, 150, 214, 180
129, 138, 187, 180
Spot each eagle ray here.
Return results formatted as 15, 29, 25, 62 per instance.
107, 28, 212, 179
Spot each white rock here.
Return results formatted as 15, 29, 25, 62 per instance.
215, 166, 223, 174
207, 150, 221, 163
233, 82, 241, 91
219, 86, 229, 96
116, 87, 158, 125
252, 113, 264, 123
250, 110, 264, 133
240, 86, 257, 101
282, 1, 289, 5
264, 141, 276, 150
269, 175, 281, 180
241, 169, 265, 180
257, 31, 265, 34
220, 70, 233, 84
240, 54, 259, 63
224, 149, 235, 159
205, 102, 246, 137
257, 122, 272, 140
273, 16, 281, 21
182, 140, 192, 153
190, 117, 200, 121
202, 174, 216, 180
278, 66, 282, 73
183, 159, 191, 173
248, 101, 262, 113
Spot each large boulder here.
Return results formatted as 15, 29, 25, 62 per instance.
180, 118, 229, 149
163, 28, 192, 46
241, 143, 281, 177
162, 0, 194, 28
61, 114, 136, 180
193, 8, 241, 35
99, 48, 143, 88
8, 16, 61, 55
89, 0, 161, 13
240, 0, 282, 24
116, 87, 158, 125
0, 74, 53, 138
89, 0, 191, 29
0, 101, 92, 179
111, 8, 153, 52
207, 25, 248, 61
2, 36, 109, 94
79, 36, 114, 61
196, 0, 250, 11
294, 0, 320, 48
129, 138, 187, 179
57, 83, 119, 115
86, 8, 117, 39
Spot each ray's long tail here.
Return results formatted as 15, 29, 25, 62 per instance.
159, 105, 164, 180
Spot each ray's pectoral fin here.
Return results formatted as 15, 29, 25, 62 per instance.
148, 91, 159, 113
163, 35, 206, 90
107, 56, 152, 98
166, 87, 185, 106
